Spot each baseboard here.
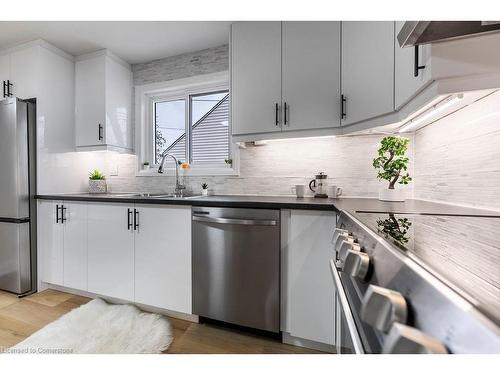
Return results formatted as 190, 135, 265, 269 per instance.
282, 332, 335, 353
44, 283, 199, 323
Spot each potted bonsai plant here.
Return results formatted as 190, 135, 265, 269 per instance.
201, 182, 209, 196
373, 136, 411, 202
88, 169, 107, 194
142, 161, 150, 171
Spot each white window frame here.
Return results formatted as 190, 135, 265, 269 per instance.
135, 71, 238, 176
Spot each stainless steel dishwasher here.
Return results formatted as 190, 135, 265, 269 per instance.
192, 206, 280, 333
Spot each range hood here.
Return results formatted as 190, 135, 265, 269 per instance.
398, 21, 500, 47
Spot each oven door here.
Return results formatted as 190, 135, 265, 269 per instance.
330, 259, 364, 354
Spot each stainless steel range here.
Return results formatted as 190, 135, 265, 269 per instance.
330, 210, 500, 354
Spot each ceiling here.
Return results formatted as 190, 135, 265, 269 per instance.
0, 21, 231, 64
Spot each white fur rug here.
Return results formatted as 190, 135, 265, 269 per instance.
11, 298, 173, 354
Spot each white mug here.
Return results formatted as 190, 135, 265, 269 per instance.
328, 185, 343, 198
292, 184, 306, 198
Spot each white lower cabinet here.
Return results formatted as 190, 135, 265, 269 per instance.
39, 200, 192, 315
38, 201, 88, 289
281, 209, 336, 349
134, 205, 191, 314
62, 202, 88, 291
38, 201, 64, 285
87, 202, 135, 301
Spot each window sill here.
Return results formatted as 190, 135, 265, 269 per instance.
136, 167, 239, 177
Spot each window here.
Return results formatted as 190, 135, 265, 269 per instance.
154, 90, 230, 166
136, 72, 235, 176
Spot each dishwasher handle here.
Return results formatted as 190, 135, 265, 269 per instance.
192, 215, 277, 226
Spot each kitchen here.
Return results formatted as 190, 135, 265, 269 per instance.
0, 1, 499, 373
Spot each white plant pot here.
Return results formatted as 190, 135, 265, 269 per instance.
88, 179, 107, 194
201, 189, 209, 196
378, 188, 404, 202
143, 165, 150, 171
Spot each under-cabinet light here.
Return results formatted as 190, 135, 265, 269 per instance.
398, 94, 464, 133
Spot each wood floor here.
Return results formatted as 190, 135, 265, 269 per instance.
0, 289, 320, 354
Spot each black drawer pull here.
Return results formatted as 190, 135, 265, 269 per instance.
414, 46, 426, 77
127, 208, 133, 230
341, 95, 347, 120
133, 209, 139, 230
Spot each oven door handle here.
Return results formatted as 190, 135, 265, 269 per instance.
330, 259, 365, 354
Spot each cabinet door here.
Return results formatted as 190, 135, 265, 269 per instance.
75, 56, 106, 148
231, 22, 282, 135
282, 210, 336, 345
134, 205, 191, 313
105, 58, 133, 150
38, 201, 64, 285
0, 54, 9, 95
282, 22, 341, 130
62, 202, 88, 291
87, 203, 134, 301
394, 21, 433, 109
9, 47, 39, 100
341, 21, 395, 125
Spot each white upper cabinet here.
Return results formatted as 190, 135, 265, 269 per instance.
394, 21, 433, 110
75, 50, 133, 152
282, 22, 341, 130
341, 21, 395, 126
0, 54, 9, 92
9, 47, 39, 100
134, 205, 192, 314
231, 22, 282, 136
231, 21, 342, 140
87, 202, 135, 301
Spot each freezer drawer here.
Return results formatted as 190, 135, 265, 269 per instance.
0, 221, 31, 294
192, 207, 280, 333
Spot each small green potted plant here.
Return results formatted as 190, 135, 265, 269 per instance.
201, 182, 209, 196
373, 136, 412, 202
88, 169, 107, 194
142, 161, 150, 171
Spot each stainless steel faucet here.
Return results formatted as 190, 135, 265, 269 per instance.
157, 153, 186, 196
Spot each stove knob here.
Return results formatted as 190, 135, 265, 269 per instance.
331, 228, 348, 246
361, 285, 407, 333
337, 240, 361, 263
383, 323, 448, 354
343, 250, 370, 279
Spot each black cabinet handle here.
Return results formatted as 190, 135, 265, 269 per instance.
98, 124, 103, 141
133, 209, 139, 231
61, 205, 67, 223
414, 45, 426, 77
284, 102, 288, 125
341, 95, 347, 120
127, 208, 133, 230
275, 103, 279, 126
5, 80, 12, 97
56, 205, 60, 224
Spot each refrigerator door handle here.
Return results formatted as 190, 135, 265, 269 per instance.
56, 205, 60, 224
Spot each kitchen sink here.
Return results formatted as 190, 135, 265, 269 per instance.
109, 192, 202, 199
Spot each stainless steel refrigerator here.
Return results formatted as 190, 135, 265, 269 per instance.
0, 97, 36, 295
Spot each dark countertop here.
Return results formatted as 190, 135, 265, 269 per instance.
35, 193, 500, 216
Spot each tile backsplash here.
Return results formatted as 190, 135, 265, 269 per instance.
414, 90, 500, 211
105, 134, 415, 198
